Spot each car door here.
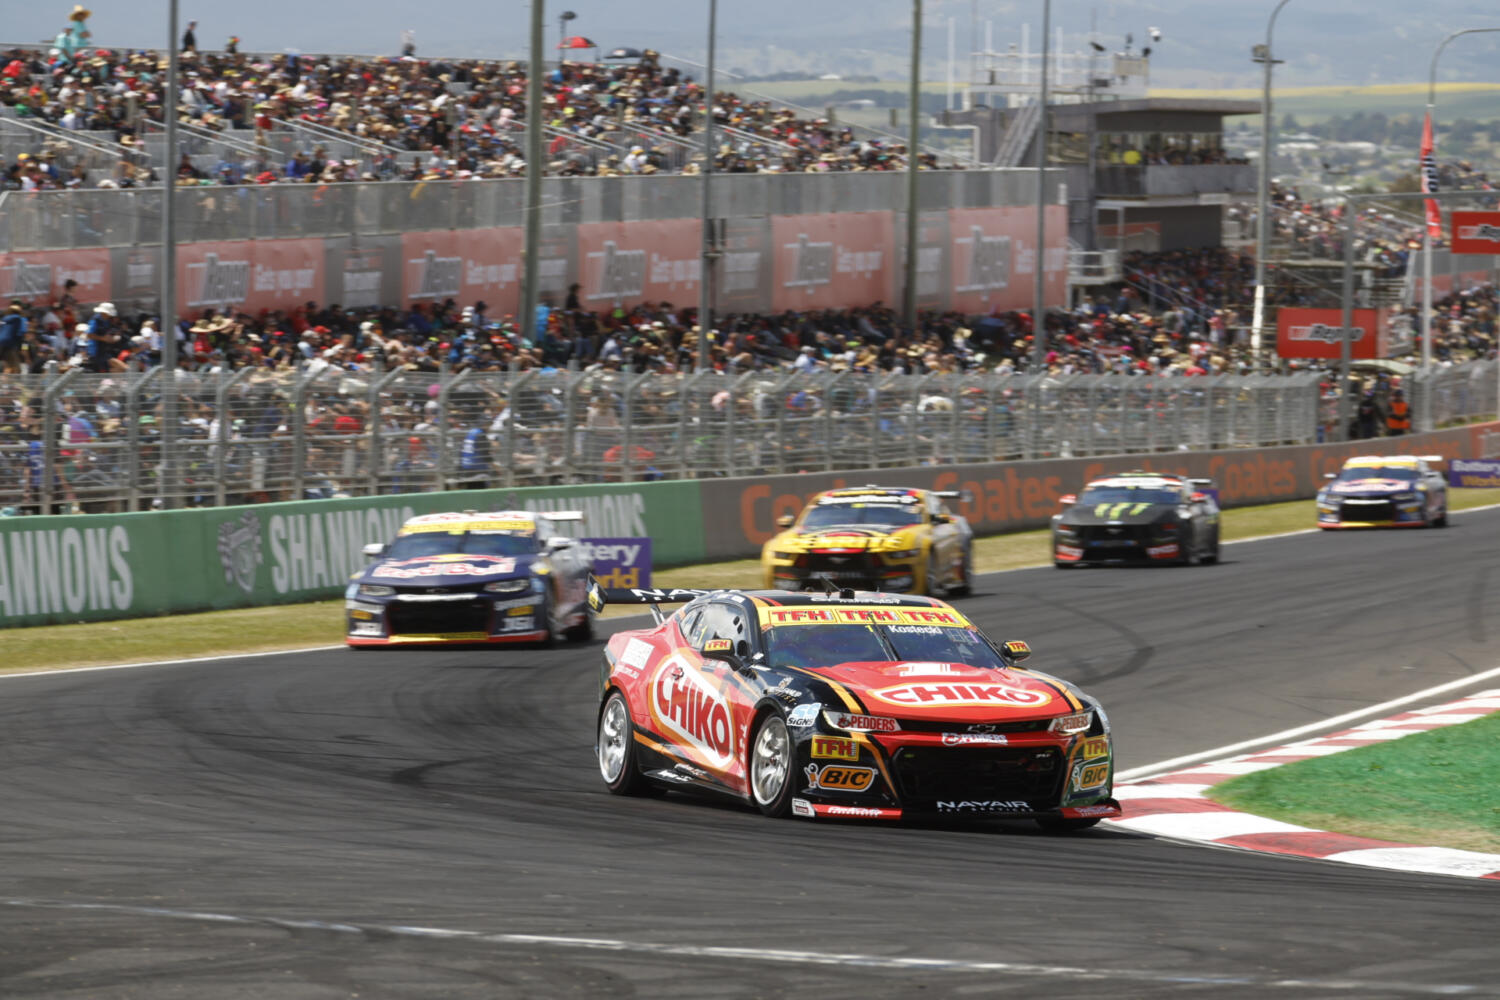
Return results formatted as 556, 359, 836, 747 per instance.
1420, 462, 1445, 518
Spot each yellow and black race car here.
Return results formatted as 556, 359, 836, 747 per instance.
761, 486, 973, 595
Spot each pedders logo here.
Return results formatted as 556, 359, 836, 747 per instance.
186, 253, 251, 308
954, 226, 1011, 293
586, 241, 646, 304
868, 682, 1050, 709
410, 250, 462, 300
650, 657, 734, 768
783, 233, 834, 291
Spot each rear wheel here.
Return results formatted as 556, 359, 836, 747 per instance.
749, 711, 796, 818
1035, 815, 1102, 833
565, 611, 594, 642
597, 691, 652, 796
948, 544, 973, 596
1434, 498, 1448, 527
1199, 528, 1220, 565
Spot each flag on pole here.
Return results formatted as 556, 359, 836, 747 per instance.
1420, 110, 1441, 238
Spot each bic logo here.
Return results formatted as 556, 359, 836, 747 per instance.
805, 764, 875, 791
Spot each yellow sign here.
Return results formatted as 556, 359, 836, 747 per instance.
1080, 737, 1110, 759
703, 639, 733, 652
759, 606, 972, 628
810, 736, 859, 761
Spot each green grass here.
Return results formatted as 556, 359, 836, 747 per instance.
5, 488, 1497, 675
1210, 713, 1500, 854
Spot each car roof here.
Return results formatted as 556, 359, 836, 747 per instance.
1085, 471, 1185, 490
689, 589, 954, 611
1344, 456, 1420, 468
817, 487, 925, 504
397, 510, 538, 535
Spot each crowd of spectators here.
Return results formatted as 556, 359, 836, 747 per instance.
2, 8, 931, 190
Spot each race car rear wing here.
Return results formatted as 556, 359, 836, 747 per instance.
586, 576, 719, 624
931, 490, 975, 503
537, 511, 584, 522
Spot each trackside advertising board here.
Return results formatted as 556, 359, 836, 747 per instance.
1448, 459, 1500, 488
1275, 308, 1388, 360
1450, 211, 1500, 256
0, 482, 698, 628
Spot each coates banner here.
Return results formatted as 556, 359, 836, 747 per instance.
576, 219, 700, 310
401, 229, 523, 314
581, 537, 652, 589
1275, 307, 1387, 360
771, 212, 893, 312
177, 239, 324, 316
1450, 211, 1500, 256
0, 249, 111, 305
948, 206, 1067, 314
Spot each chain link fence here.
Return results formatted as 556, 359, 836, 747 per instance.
0, 369, 1328, 514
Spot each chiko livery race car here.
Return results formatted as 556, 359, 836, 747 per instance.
345, 510, 593, 646
1317, 455, 1448, 529
591, 582, 1119, 829
1052, 471, 1220, 567
761, 486, 973, 595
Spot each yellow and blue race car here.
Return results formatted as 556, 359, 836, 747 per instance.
761, 486, 973, 596
1316, 455, 1448, 529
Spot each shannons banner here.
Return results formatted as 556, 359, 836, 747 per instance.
0, 481, 703, 628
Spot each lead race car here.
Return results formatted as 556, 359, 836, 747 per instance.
345, 510, 593, 646
1316, 455, 1448, 529
760, 486, 974, 595
591, 581, 1119, 829
1052, 471, 1220, 567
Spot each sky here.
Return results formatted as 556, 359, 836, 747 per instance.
7, 1, 1500, 90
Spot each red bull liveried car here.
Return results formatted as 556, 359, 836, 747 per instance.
345, 510, 593, 646
1316, 455, 1448, 529
590, 582, 1118, 829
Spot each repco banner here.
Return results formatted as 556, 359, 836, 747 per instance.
1450, 211, 1500, 256
696, 420, 1500, 560
0, 249, 111, 304
176, 239, 325, 316
1275, 307, 1389, 360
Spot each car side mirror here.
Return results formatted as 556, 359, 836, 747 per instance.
362, 542, 385, 559
1058, 493, 1077, 508
1001, 640, 1031, 663
776, 514, 794, 529
702, 638, 750, 672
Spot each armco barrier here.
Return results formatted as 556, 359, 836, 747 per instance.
697, 420, 1500, 560
4, 422, 1496, 628
0, 480, 704, 628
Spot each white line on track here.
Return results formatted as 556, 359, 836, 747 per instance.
0, 899, 1482, 995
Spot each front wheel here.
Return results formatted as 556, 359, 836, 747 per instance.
749, 711, 796, 818
1433, 500, 1448, 528
565, 612, 594, 642
1199, 529, 1220, 565
598, 691, 651, 796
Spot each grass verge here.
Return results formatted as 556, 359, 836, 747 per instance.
1209, 713, 1500, 855
6, 489, 1496, 674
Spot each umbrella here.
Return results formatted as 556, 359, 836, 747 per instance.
1351, 359, 1415, 375
604, 444, 656, 463
603, 46, 644, 61
556, 35, 597, 50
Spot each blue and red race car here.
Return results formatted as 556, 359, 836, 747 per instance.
345, 510, 593, 646
1316, 455, 1448, 529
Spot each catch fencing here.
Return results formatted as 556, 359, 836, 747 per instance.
1, 369, 1321, 514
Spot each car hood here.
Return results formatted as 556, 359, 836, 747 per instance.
805, 660, 1068, 719
1057, 504, 1177, 526
360, 552, 536, 584
1324, 478, 1413, 495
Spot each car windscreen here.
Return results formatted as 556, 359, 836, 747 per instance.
764, 622, 1006, 671
1336, 466, 1418, 483
1078, 487, 1180, 505
383, 531, 538, 560
801, 503, 923, 529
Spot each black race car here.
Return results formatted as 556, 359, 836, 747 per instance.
1052, 472, 1220, 567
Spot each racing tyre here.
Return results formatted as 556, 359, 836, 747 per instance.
948, 544, 973, 597
597, 691, 652, 796
1035, 815, 1102, 833
1434, 504, 1448, 528
749, 710, 796, 818
1200, 529, 1220, 565
565, 611, 594, 643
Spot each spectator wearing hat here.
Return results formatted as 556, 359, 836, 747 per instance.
0, 300, 27, 374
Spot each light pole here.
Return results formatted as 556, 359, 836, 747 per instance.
903, 0, 922, 329
558, 10, 575, 55
1423, 27, 1500, 432
521, 1, 544, 348
697, 0, 718, 371
1251, 0, 1293, 370
1029, 0, 1051, 373
161, 0, 180, 509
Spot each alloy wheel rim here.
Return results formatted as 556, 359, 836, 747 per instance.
751, 719, 789, 805
598, 697, 627, 782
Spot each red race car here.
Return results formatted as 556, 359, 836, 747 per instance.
590, 581, 1119, 829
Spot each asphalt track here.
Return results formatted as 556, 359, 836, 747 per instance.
3, 511, 1499, 999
